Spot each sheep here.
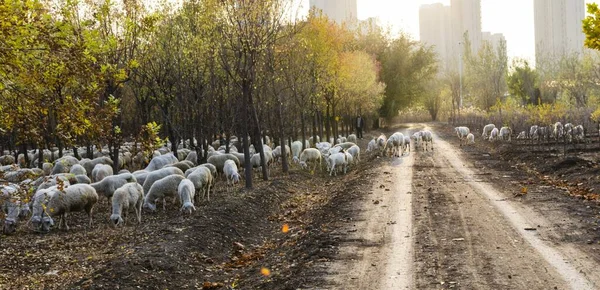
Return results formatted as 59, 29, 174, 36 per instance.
207, 154, 240, 176
0, 155, 15, 165
2, 196, 22, 234
420, 130, 433, 151
529, 125, 539, 140
573, 125, 585, 143
165, 160, 195, 172
334, 142, 357, 150
482, 124, 496, 139
552, 122, 564, 141
376, 134, 387, 151
347, 134, 357, 144
498, 127, 512, 141
145, 153, 178, 172
69, 164, 87, 176
272, 145, 291, 163
516, 131, 527, 140
142, 167, 185, 195
316, 142, 333, 156
42, 162, 53, 176
291, 141, 303, 162
327, 152, 348, 176
346, 145, 361, 164
383, 132, 405, 157
4, 168, 39, 183
30, 184, 98, 232
467, 133, 475, 144
199, 163, 217, 179
187, 167, 214, 201
185, 151, 198, 165
403, 135, 411, 153
366, 138, 377, 153
90, 173, 138, 200
298, 148, 322, 172
230, 152, 246, 168
455, 127, 470, 146
488, 128, 499, 142
80, 156, 113, 177
411, 132, 422, 149
223, 160, 241, 192
143, 174, 185, 211
51, 156, 80, 175
110, 183, 144, 226
91, 164, 113, 182
178, 179, 196, 214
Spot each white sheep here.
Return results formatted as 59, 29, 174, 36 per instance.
187, 166, 214, 201
2, 194, 22, 234
110, 183, 144, 226
420, 130, 433, 151
291, 141, 303, 162
142, 167, 185, 195
346, 145, 361, 164
498, 126, 512, 141
69, 164, 87, 176
347, 134, 357, 144
411, 132, 422, 149
143, 174, 185, 211
455, 127, 470, 146
383, 132, 405, 157
327, 152, 348, 176
30, 184, 98, 232
467, 133, 475, 144
207, 154, 240, 176
529, 125, 539, 140
366, 139, 377, 153
178, 179, 196, 214
80, 156, 113, 176
488, 128, 499, 142
92, 163, 113, 182
516, 131, 527, 140
298, 148, 322, 172
403, 135, 411, 153
145, 153, 178, 171
552, 122, 564, 141
223, 159, 241, 192
482, 124, 496, 139
573, 125, 585, 143
90, 172, 138, 200
272, 145, 291, 163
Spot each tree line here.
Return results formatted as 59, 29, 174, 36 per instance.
0, 0, 439, 188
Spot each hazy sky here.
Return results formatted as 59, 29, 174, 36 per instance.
301, 0, 599, 62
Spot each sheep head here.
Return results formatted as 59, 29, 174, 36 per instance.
110, 214, 124, 227
181, 202, 196, 214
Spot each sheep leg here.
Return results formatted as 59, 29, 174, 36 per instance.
136, 203, 142, 224
63, 214, 70, 231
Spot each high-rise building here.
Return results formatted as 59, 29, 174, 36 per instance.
534, 0, 585, 64
450, 0, 482, 56
309, 0, 358, 24
482, 32, 507, 54
419, 3, 452, 70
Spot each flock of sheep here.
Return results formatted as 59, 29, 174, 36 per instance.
0, 133, 376, 235
366, 129, 434, 157
454, 121, 587, 146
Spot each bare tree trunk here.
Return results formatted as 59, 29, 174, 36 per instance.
301, 111, 306, 151
278, 97, 289, 173
325, 104, 331, 143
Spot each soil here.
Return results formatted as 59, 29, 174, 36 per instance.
3, 121, 600, 290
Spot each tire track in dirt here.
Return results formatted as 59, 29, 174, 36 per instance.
326, 135, 416, 289
413, 125, 596, 290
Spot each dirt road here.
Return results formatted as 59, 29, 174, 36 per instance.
325, 124, 600, 290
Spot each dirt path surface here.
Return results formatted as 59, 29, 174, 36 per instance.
327, 135, 415, 289
325, 123, 600, 290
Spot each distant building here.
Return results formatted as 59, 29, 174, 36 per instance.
419, 3, 452, 70
450, 0, 482, 56
419, 0, 484, 71
481, 32, 506, 54
534, 0, 585, 65
309, 0, 358, 24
